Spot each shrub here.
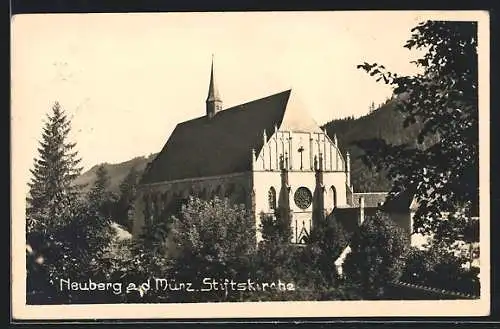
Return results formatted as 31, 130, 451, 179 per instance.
343, 211, 409, 299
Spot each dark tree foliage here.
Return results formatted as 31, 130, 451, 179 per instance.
356, 21, 478, 243
26, 102, 83, 234
113, 166, 140, 230
302, 217, 347, 287
167, 197, 257, 302
254, 209, 323, 301
292, 217, 357, 301
26, 102, 115, 304
401, 245, 480, 296
87, 164, 117, 219
88, 200, 174, 303
106, 219, 173, 303
343, 212, 409, 299
254, 209, 357, 301
256, 209, 296, 283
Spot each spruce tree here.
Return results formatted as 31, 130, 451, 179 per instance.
26, 103, 117, 304
88, 164, 116, 219
114, 166, 139, 229
26, 101, 82, 234
26, 101, 85, 303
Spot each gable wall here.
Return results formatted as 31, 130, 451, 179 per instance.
254, 130, 345, 173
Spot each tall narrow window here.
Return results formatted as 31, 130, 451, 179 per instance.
215, 185, 222, 198
331, 185, 337, 208
268, 187, 277, 211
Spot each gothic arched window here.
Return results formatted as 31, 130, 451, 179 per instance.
153, 193, 160, 222
268, 187, 277, 211
143, 194, 151, 226
215, 185, 223, 198
330, 185, 337, 208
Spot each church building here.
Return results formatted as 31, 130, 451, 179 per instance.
133, 59, 392, 244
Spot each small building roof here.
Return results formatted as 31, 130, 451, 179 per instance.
352, 192, 388, 208
382, 186, 479, 217
330, 207, 379, 238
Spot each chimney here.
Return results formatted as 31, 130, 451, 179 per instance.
358, 196, 365, 226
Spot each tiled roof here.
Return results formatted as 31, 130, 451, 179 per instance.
381, 188, 416, 213
352, 192, 388, 208
381, 186, 479, 217
206, 59, 221, 102
140, 90, 292, 184
330, 207, 379, 238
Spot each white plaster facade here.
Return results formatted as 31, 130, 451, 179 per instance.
252, 127, 349, 243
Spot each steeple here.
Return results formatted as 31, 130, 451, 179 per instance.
206, 55, 223, 119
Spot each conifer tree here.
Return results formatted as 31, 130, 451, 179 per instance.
25, 101, 89, 303
87, 164, 116, 219
26, 101, 82, 234
369, 101, 376, 113
114, 166, 139, 229
89, 165, 110, 198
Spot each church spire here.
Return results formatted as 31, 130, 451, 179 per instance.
206, 54, 223, 119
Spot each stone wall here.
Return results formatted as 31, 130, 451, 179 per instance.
132, 172, 253, 237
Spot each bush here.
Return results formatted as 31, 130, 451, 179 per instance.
401, 245, 480, 296
343, 211, 409, 299
167, 196, 257, 302
26, 200, 114, 304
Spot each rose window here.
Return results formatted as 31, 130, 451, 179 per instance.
294, 187, 312, 209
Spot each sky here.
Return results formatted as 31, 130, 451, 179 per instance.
11, 11, 479, 178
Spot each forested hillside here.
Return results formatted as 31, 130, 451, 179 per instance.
73, 154, 157, 193
322, 95, 437, 192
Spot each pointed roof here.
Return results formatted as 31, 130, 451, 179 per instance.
140, 89, 326, 184
381, 188, 417, 213
279, 91, 323, 133
206, 55, 222, 103
141, 90, 291, 184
